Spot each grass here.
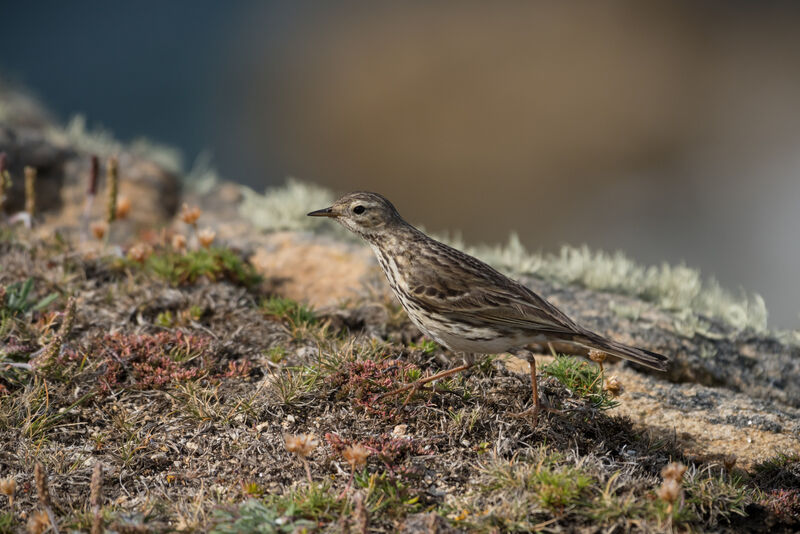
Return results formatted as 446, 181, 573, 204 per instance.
211, 498, 317, 534
682, 465, 750, 526
542, 355, 619, 410
260, 296, 316, 327
1, 278, 58, 316
0, 511, 16, 534
121, 246, 262, 288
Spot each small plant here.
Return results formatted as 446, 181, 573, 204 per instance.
1, 278, 58, 317
264, 346, 286, 364
284, 433, 319, 484
96, 331, 215, 393
482, 452, 592, 511
261, 297, 316, 326
681, 463, 750, 526
409, 339, 438, 354
123, 246, 261, 288
155, 310, 174, 327
211, 499, 316, 534
543, 355, 619, 410
760, 489, 800, 525
269, 366, 319, 407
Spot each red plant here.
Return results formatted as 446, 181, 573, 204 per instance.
762, 489, 800, 525
95, 331, 214, 393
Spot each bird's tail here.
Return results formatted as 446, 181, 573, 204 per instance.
573, 332, 669, 371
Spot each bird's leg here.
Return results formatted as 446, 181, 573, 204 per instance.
377, 353, 476, 405
512, 350, 564, 424
511, 351, 542, 424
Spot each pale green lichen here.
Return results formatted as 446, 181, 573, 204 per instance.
183, 151, 221, 195
463, 236, 768, 333
239, 178, 338, 232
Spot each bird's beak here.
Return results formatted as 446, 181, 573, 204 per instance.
307, 206, 338, 218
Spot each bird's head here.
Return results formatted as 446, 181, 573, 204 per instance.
307, 191, 403, 238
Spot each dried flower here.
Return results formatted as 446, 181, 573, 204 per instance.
180, 203, 202, 226
90, 220, 108, 240
197, 228, 216, 249
603, 375, 622, 396
588, 349, 607, 364
657, 477, 681, 504
723, 454, 737, 472
171, 233, 187, 252
284, 433, 319, 458
34, 462, 52, 508
0, 477, 16, 507
27, 510, 50, 534
106, 157, 118, 223
116, 196, 131, 219
392, 424, 408, 437
24, 166, 36, 217
342, 444, 370, 470
661, 462, 687, 482
127, 243, 153, 263
37, 296, 77, 366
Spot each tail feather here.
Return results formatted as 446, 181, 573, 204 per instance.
575, 333, 669, 371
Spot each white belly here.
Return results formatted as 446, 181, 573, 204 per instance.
413, 314, 546, 354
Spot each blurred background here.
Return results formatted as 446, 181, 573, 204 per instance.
1, 0, 799, 328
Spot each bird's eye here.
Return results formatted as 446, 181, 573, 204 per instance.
353, 205, 366, 215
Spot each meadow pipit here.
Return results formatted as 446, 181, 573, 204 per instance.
309, 192, 668, 424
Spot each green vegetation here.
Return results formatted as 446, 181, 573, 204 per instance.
1, 278, 58, 317
211, 499, 316, 534
239, 178, 337, 232
122, 247, 262, 288
543, 355, 619, 410
260, 296, 316, 327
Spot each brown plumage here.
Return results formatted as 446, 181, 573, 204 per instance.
309, 192, 668, 423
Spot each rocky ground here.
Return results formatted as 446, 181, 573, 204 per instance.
1, 87, 799, 532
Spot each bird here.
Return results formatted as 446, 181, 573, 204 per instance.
308, 192, 668, 424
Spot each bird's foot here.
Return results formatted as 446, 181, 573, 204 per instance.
376, 363, 474, 405
511, 400, 562, 426
511, 405, 541, 426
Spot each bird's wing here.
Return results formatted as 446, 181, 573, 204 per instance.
405, 252, 584, 339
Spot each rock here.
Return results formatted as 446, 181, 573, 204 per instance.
249, 231, 376, 308
517, 275, 800, 408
